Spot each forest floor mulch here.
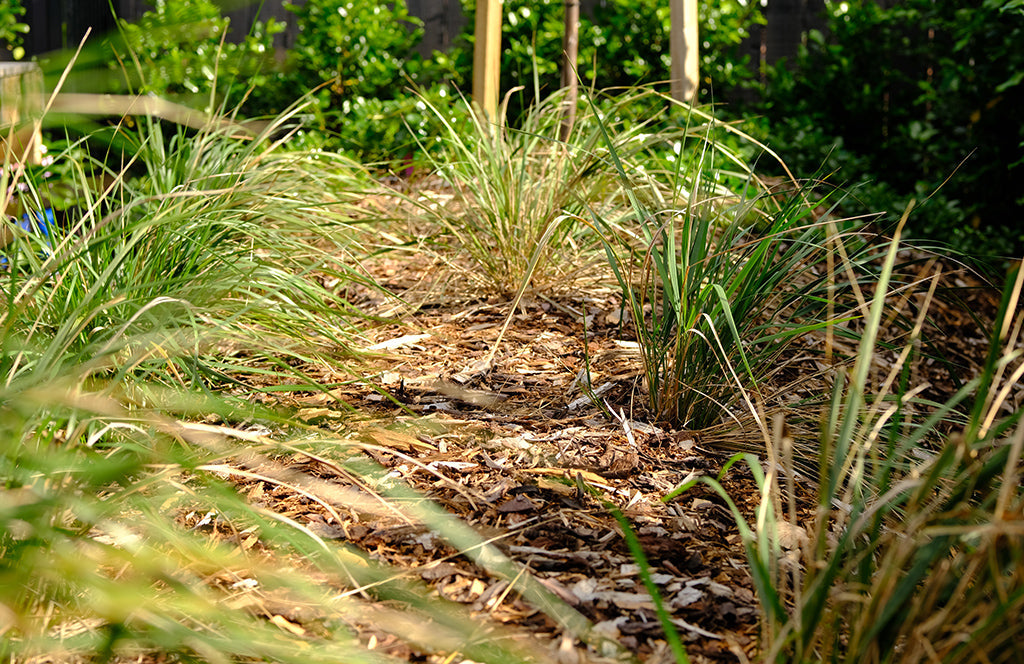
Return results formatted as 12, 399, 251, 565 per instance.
207, 247, 1008, 664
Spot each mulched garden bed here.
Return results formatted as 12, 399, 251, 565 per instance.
199, 244, 1009, 663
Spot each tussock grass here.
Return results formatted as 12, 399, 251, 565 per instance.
576, 88, 1024, 662
406, 87, 697, 297
0, 84, 612, 663
0, 97, 381, 660
664, 225, 1024, 663
1, 101, 376, 394
584, 91, 881, 430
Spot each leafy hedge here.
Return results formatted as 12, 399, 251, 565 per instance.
101, 0, 466, 168
753, 0, 1024, 262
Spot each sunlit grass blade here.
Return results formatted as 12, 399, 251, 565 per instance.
0, 385, 567, 664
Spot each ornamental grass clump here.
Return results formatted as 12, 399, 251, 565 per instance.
409, 87, 686, 297
586, 91, 876, 430
1, 101, 375, 392
666, 221, 1024, 663
762, 244, 1024, 664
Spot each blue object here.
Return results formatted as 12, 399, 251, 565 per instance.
19, 207, 55, 238
2, 207, 55, 269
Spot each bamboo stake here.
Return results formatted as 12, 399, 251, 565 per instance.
49, 93, 258, 136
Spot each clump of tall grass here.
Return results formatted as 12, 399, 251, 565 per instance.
408, 87, 692, 297
0, 89, 609, 664
666, 223, 1024, 662
0, 95, 382, 661
584, 90, 879, 429
1, 101, 376, 394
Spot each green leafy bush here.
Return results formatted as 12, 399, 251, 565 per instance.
283, 0, 424, 102
333, 84, 468, 167
276, 0, 463, 165
756, 0, 1024, 262
103, 0, 461, 167
114, 0, 283, 110
0, 0, 27, 60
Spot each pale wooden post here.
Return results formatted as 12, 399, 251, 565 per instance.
473, 0, 503, 121
0, 62, 44, 166
560, 0, 580, 140
669, 0, 698, 103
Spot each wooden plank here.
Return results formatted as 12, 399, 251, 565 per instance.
50, 93, 259, 135
669, 0, 698, 103
472, 0, 503, 121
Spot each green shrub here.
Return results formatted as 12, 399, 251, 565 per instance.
757, 0, 1024, 262
114, 0, 283, 110
283, 0, 424, 102
276, 0, 464, 166
332, 84, 468, 168
100, 0, 461, 167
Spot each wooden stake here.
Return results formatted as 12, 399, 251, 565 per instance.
560, 0, 580, 141
669, 0, 698, 103
473, 0, 503, 122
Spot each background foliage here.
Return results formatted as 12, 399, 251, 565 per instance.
0, 0, 26, 59
100, 0, 462, 167
6, 0, 1024, 257
751, 0, 1024, 263
269, 0, 465, 163
440, 0, 1023, 262
115, 0, 282, 108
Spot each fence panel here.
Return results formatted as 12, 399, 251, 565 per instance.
21, 0, 120, 55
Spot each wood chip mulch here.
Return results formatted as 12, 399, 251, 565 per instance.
216, 248, 1010, 664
